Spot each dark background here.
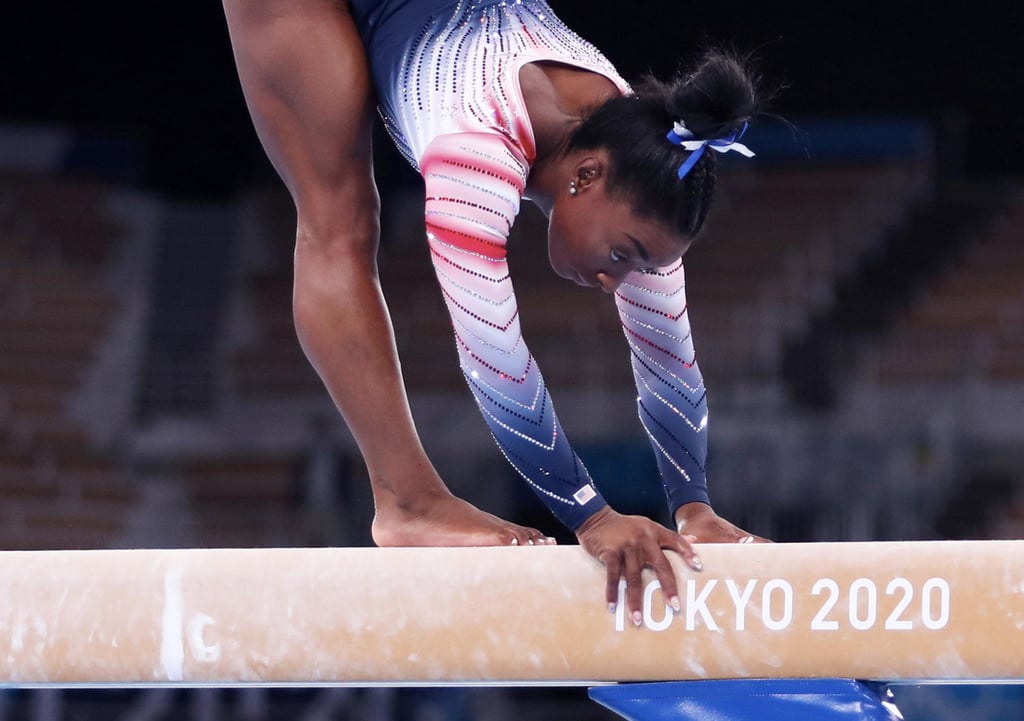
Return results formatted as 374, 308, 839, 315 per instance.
2, 1, 1022, 196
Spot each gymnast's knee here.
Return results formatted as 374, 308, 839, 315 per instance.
294, 192, 382, 272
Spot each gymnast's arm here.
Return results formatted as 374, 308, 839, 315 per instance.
421, 132, 703, 617
421, 133, 605, 529
614, 262, 768, 543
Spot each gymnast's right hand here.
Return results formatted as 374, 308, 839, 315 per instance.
575, 507, 702, 626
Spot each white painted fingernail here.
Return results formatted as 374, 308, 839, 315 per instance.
510, 537, 518, 546
739, 536, 754, 544
528, 539, 534, 546
608, 602, 617, 614
692, 556, 703, 571
632, 611, 642, 626
670, 596, 681, 613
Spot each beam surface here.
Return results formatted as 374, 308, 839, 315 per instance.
0, 541, 1021, 685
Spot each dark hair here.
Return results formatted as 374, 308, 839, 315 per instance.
567, 50, 760, 238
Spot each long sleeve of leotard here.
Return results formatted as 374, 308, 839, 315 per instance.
614, 262, 711, 515
420, 131, 608, 531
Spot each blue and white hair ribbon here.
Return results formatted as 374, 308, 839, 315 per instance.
666, 120, 755, 179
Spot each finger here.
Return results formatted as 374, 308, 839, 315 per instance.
646, 542, 681, 613
670, 532, 703, 572
603, 553, 622, 612
716, 519, 766, 545
623, 545, 644, 627
727, 522, 752, 543
730, 525, 771, 544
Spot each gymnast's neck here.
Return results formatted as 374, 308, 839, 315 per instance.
520, 60, 620, 216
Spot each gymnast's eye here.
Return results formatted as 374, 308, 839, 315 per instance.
609, 249, 628, 263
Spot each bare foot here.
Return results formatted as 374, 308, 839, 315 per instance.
372, 490, 555, 547
674, 502, 771, 544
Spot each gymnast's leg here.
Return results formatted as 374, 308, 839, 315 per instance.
222, 0, 549, 546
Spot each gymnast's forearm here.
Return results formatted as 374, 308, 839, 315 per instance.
614, 265, 711, 511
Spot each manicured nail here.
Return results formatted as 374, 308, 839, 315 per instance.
670, 596, 681, 612
547, 537, 557, 545
739, 535, 754, 544
632, 611, 642, 626
692, 556, 703, 571
527, 539, 535, 546
510, 537, 518, 546
608, 602, 617, 614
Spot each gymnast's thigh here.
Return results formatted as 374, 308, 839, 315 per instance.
223, 0, 379, 235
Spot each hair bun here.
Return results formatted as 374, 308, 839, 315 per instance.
642, 50, 760, 141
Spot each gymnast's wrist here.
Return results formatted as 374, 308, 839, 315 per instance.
574, 505, 615, 537
674, 501, 714, 533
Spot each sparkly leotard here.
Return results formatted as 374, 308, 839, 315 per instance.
351, 0, 710, 530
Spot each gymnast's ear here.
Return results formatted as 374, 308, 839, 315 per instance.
572, 154, 606, 191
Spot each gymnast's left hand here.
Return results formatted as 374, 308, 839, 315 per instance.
674, 502, 771, 544
575, 507, 702, 626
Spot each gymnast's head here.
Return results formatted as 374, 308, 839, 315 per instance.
546, 50, 760, 293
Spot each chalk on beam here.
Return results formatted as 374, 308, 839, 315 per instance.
0, 541, 1021, 685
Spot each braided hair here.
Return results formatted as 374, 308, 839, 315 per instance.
567, 50, 760, 238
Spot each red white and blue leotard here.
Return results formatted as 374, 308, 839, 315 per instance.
352, 0, 710, 530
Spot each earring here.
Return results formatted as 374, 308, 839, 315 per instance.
568, 180, 578, 196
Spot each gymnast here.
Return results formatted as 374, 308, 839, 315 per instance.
223, 0, 767, 623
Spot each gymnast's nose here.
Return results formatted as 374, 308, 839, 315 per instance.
596, 271, 624, 294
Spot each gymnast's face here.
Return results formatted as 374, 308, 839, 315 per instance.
546, 162, 690, 293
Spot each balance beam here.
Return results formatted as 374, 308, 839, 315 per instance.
0, 541, 1021, 685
